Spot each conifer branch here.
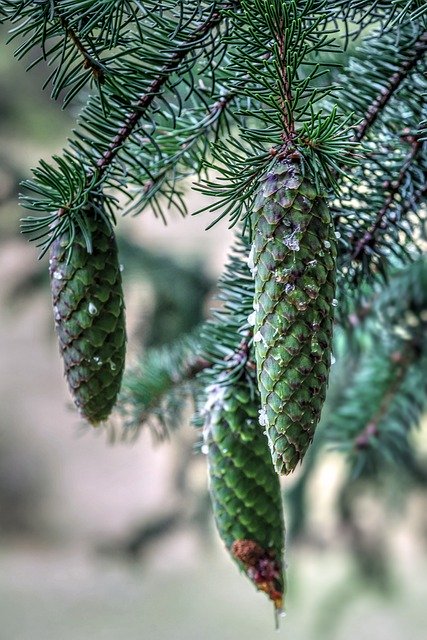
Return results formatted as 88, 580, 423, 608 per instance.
135, 88, 237, 213
327, 341, 427, 475
351, 134, 422, 261
354, 31, 427, 142
276, 16, 294, 139
60, 17, 105, 82
21, 2, 236, 252
94, 7, 228, 178
353, 350, 412, 451
119, 334, 205, 438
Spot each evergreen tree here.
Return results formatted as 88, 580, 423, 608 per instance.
1, 0, 426, 621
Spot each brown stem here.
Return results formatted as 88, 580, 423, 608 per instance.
277, 19, 295, 140
354, 31, 427, 143
61, 18, 105, 82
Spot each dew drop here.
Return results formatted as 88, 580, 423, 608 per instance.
253, 331, 263, 343
331, 354, 336, 365
285, 284, 295, 294
323, 240, 331, 249
110, 361, 117, 371
331, 298, 338, 307
201, 444, 209, 455
335, 231, 341, 238
88, 302, 98, 315
53, 271, 63, 280
296, 300, 308, 311
119, 264, 124, 272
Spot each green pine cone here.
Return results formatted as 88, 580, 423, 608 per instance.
204, 380, 286, 611
49, 211, 126, 424
251, 150, 337, 475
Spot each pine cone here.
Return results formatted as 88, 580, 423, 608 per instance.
49, 211, 126, 424
252, 150, 336, 474
204, 380, 285, 611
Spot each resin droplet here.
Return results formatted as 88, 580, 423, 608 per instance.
247, 311, 256, 326
258, 407, 268, 427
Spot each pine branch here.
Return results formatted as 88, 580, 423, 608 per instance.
332, 0, 427, 33
94, 7, 228, 179
333, 21, 427, 285
119, 233, 255, 437
2, 0, 130, 103
127, 87, 238, 218
351, 133, 423, 261
352, 351, 412, 450
327, 258, 427, 475
327, 343, 426, 475
119, 334, 206, 439
21, 2, 235, 255
196, 0, 357, 226
59, 15, 105, 84
355, 31, 427, 142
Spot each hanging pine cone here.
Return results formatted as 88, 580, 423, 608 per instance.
204, 380, 285, 612
49, 210, 126, 424
251, 149, 337, 474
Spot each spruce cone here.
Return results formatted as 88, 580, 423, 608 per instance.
49, 211, 126, 424
252, 150, 336, 474
204, 381, 285, 611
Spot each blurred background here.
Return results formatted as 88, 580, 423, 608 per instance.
1, 28, 427, 640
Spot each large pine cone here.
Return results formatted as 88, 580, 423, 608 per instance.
204, 380, 285, 611
49, 211, 126, 424
252, 150, 336, 474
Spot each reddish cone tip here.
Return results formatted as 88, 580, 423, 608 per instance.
231, 539, 283, 609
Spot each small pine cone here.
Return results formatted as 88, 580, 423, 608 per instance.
49, 211, 126, 424
251, 150, 336, 474
204, 381, 285, 610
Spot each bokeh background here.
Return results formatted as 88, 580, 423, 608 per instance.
1, 28, 427, 640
